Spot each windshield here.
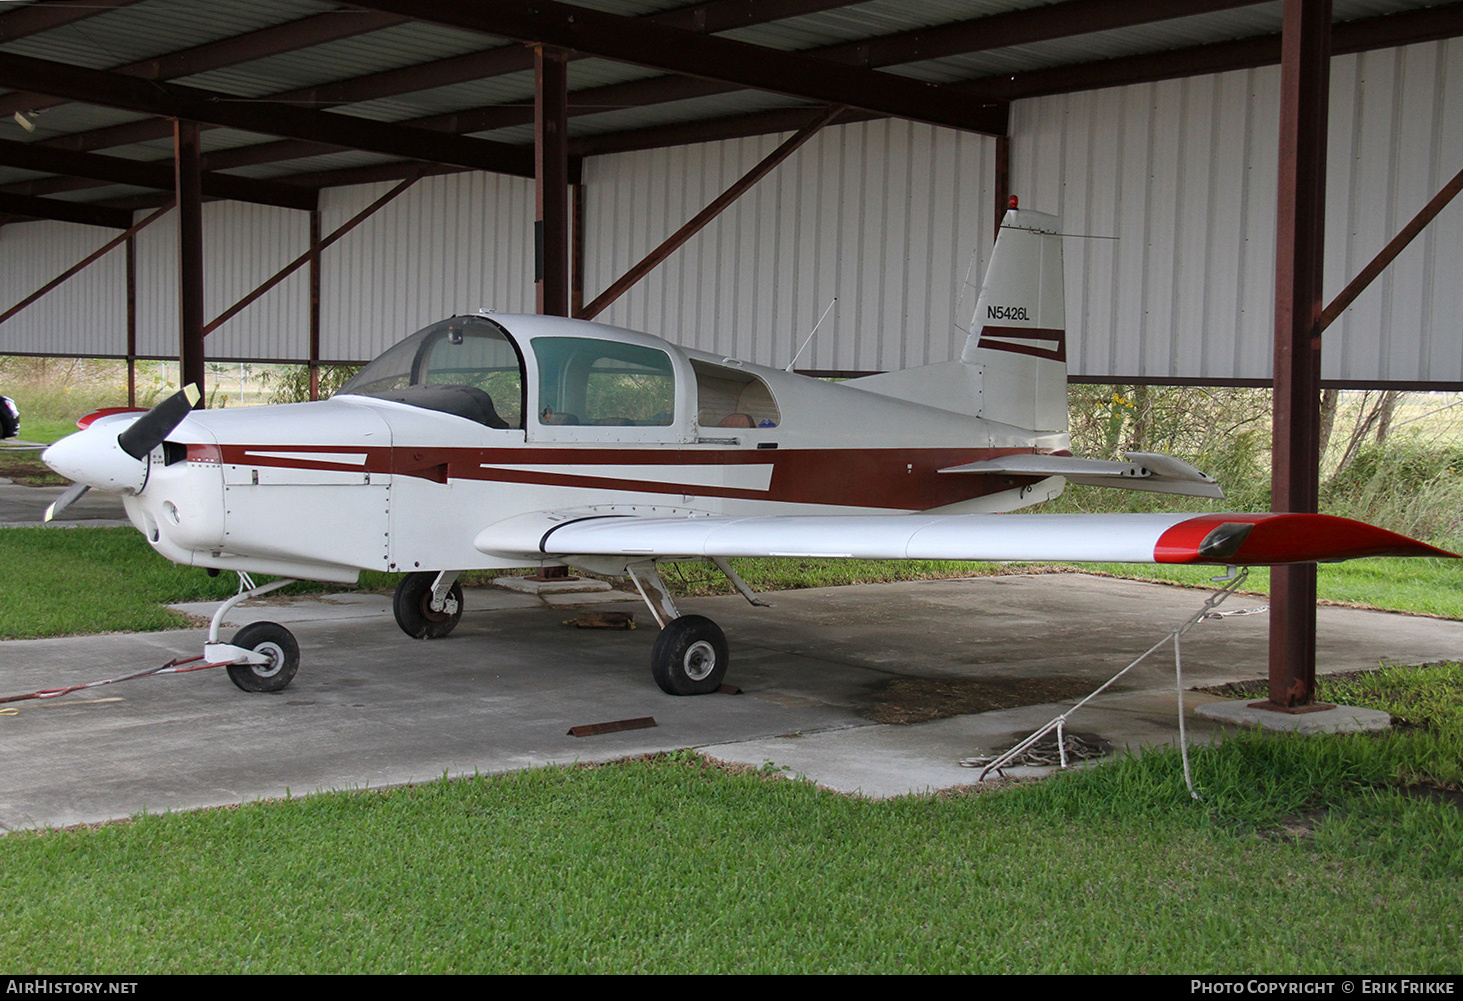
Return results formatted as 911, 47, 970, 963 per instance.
339, 316, 525, 429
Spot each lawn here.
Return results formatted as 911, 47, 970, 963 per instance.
0, 662, 1459, 973
1, 478, 1459, 970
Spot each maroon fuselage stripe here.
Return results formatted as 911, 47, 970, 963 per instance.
208, 444, 1049, 511
977, 325, 1066, 363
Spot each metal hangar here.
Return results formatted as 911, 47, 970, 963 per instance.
1, 0, 1460, 710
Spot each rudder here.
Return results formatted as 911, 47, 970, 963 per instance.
960, 203, 1067, 433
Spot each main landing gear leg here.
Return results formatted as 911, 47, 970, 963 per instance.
627, 560, 730, 696
393, 570, 464, 639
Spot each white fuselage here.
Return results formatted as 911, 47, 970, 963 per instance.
117, 314, 1068, 584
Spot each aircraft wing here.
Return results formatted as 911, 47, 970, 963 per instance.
475, 510, 1454, 567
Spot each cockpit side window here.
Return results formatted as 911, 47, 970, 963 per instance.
532, 337, 675, 427
338, 317, 525, 429
690, 359, 780, 429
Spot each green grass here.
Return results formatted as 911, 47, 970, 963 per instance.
1, 528, 1460, 640
1, 661, 1461, 974
1074, 555, 1463, 619
0, 528, 425, 637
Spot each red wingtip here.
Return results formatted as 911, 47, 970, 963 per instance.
1156, 513, 1457, 565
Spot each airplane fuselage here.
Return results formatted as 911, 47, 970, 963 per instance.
121, 313, 1068, 584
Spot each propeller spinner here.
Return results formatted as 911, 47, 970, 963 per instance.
42, 385, 201, 522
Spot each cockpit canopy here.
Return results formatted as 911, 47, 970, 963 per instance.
340, 314, 780, 439
339, 316, 524, 428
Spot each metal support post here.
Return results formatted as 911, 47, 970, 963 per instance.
535, 45, 570, 318
174, 119, 206, 405
1266, 0, 1331, 710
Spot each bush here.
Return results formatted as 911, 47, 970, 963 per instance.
1321, 434, 1463, 545
1060, 384, 1271, 513
260, 364, 361, 404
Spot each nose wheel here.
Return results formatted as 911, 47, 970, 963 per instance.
225, 621, 299, 693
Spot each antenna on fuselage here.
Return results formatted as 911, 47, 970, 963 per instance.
786, 297, 836, 373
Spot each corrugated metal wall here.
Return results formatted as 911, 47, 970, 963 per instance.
0, 220, 127, 357
582, 119, 997, 374
1011, 37, 1463, 384
316, 171, 536, 363
133, 200, 310, 361
0, 38, 1457, 385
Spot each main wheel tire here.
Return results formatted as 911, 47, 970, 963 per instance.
650, 614, 729, 696
226, 621, 299, 693
394, 572, 464, 639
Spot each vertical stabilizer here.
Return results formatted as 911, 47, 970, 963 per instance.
960, 205, 1067, 433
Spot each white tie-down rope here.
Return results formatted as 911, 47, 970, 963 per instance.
966, 568, 1253, 799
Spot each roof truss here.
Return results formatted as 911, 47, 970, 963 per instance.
0, 0, 1457, 222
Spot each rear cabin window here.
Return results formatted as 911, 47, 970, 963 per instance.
338, 317, 524, 429
532, 337, 675, 427
690, 359, 780, 429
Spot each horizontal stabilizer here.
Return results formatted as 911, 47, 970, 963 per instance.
940, 450, 1223, 499
476, 510, 1453, 567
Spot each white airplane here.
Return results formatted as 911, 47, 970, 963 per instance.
40, 203, 1452, 696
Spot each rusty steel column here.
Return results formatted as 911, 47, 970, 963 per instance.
1264, 0, 1332, 711
535, 45, 570, 318
174, 119, 206, 404
126, 233, 137, 407
309, 209, 321, 401
531, 45, 575, 582
571, 180, 586, 318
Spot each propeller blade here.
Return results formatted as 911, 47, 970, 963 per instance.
43, 481, 90, 523
116, 384, 201, 459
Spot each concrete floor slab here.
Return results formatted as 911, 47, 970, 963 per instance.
0, 479, 130, 528
1, 573, 1460, 828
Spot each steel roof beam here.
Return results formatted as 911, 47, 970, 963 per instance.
385, 0, 1264, 136
0, 0, 143, 43
572, 2, 1463, 156
0, 139, 317, 211
0, 50, 534, 177
0, 191, 132, 229
344, 0, 1008, 136
26, 0, 855, 159
989, 1, 1463, 99
0, 9, 407, 118
571, 105, 879, 158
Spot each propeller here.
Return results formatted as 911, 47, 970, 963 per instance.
43, 481, 90, 524
41, 384, 201, 521
118, 384, 201, 458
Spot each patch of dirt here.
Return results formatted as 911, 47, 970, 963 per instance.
1257, 786, 1463, 844
1257, 807, 1331, 842
1197, 668, 1407, 702
862, 675, 1100, 724
0, 452, 65, 486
